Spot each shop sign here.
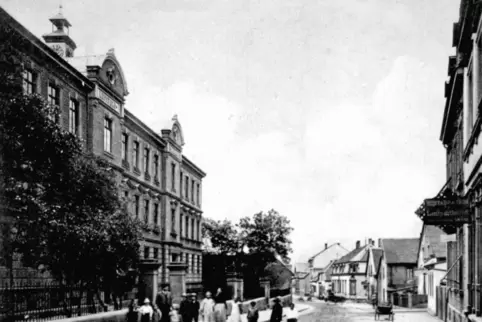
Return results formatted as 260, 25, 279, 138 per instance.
422, 198, 471, 225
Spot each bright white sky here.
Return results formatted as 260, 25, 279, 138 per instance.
2, 0, 460, 263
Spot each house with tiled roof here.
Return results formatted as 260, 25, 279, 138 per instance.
416, 224, 449, 315
376, 238, 419, 304
366, 246, 383, 300
331, 240, 373, 300
306, 242, 349, 297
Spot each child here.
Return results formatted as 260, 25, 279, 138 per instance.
169, 304, 181, 322
285, 303, 298, 322
247, 301, 259, 322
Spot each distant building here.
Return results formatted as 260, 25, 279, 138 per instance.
376, 238, 419, 304
293, 262, 310, 296
416, 224, 449, 315
311, 260, 335, 298
331, 240, 372, 300
307, 242, 349, 297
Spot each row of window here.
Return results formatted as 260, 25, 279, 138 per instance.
170, 163, 201, 207
128, 193, 160, 226
23, 69, 81, 136
143, 246, 203, 274
180, 212, 201, 241
333, 279, 356, 296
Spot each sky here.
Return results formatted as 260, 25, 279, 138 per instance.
1, 0, 461, 263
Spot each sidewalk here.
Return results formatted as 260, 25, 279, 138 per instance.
239, 303, 313, 322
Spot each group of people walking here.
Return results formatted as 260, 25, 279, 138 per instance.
126, 287, 298, 322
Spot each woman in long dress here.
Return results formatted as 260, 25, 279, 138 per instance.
200, 292, 215, 322
227, 297, 242, 322
213, 288, 228, 322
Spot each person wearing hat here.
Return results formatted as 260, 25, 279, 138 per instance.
189, 293, 200, 322
269, 298, 282, 322
156, 287, 172, 322
180, 293, 191, 322
139, 298, 154, 322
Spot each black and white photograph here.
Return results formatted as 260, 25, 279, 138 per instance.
0, 0, 479, 321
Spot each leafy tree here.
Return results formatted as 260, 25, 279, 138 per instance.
202, 209, 294, 262
202, 217, 241, 255
0, 37, 142, 311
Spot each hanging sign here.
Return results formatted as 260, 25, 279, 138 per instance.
422, 198, 471, 225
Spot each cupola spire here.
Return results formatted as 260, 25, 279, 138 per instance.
42, 4, 77, 58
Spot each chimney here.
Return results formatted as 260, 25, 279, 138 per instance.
325, 243, 328, 250
356, 240, 360, 249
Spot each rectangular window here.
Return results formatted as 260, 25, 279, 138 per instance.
171, 163, 176, 191
48, 83, 59, 106
191, 180, 195, 203
143, 147, 150, 174
196, 183, 200, 206
180, 214, 183, 237
144, 200, 149, 224
154, 155, 159, 178
133, 141, 140, 168
185, 216, 189, 239
69, 99, 79, 135
407, 268, 413, 280
196, 221, 200, 241
171, 208, 176, 232
468, 71, 474, 133
22, 69, 36, 94
153, 203, 159, 225
104, 118, 113, 153
144, 247, 150, 259
122, 133, 128, 162
191, 218, 194, 240
154, 248, 159, 259
185, 176, 189, 200
135, 196, 140, 218
180, 171, 183, 193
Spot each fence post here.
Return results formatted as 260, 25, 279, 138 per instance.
407, 293, 412, 308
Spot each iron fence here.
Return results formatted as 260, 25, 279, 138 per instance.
0, 281, 108, 322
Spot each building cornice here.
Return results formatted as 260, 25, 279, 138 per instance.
182, 156, 206, 178
124, 109, 166, 149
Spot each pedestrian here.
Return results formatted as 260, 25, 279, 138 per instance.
180, 294, 191, 322
189, 293, 200, 322
246, 302, 258, 322
269, 298, 282, 322
139, 298, 154, 322
213, 288, 228, 322
285, 303, 298, 322
126, 299, 139, 322
227, 297, 241, 322
169, 304, 181, 322
200, 291, 215, 322
152, 302, 163, 322
156, 287, 172, 322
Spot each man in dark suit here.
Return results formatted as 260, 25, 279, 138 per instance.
155, 286, 172, 322
269, 297, 283, 322
189, 293, 200, 322
180, 294, 191, 322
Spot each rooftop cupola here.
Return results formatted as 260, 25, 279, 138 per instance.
42, 5, 76, 58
